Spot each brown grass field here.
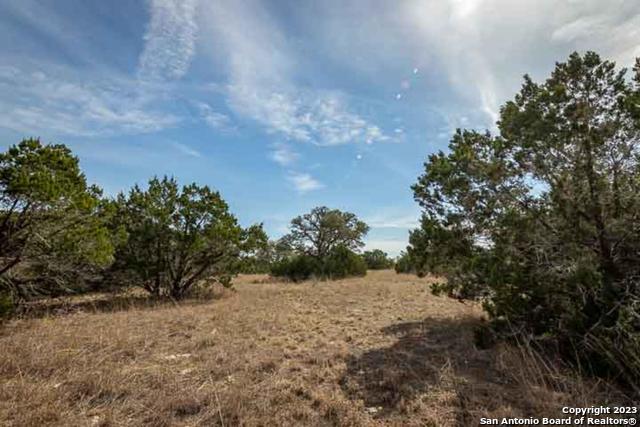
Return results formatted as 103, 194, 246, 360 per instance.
0, 270, 632, 426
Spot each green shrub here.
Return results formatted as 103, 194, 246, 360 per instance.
270, 255, 319, 282
321, 245, 367, 279
0, 292, 14, 319
270, 246, 366, 281
110, 176, 265, 299
394, 251, 415, 274
362, 249, 393, 270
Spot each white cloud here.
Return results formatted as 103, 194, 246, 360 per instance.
288, 172, 324, 193
195, 102, 232, 130
0, 66, 178, 136
0, 0, 201, 138
172, 142, 202, 158
199, 0, 391, 148
402, 0, 640, 126
138, 0, 199, 81
269, 143, 298, 166
298, 0, 640, 131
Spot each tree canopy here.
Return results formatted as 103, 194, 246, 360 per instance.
112, 176, 266, 298
0, 139, 114, 298
409, 52, 640, 389
284, 206, 369, 259
362, 249, 393, 270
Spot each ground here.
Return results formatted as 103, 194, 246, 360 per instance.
0, 271, 625, 426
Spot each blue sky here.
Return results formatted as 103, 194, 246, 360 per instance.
1, 0, 639, 255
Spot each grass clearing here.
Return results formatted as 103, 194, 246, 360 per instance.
0, 270, 632, 426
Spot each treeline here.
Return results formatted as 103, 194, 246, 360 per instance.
0, 139, 269, 311
403, 52, 640, 392
0, 143, 397, 315
241, 207, 394, 281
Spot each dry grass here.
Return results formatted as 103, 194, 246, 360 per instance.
0, 270, 633, 426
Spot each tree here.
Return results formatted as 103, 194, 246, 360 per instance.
409, 52, 640, 388
112, 176, 265, 298
394, 251, 415, 274
0, 139, 114, 299
284, 206, 369, 259
238, 239, 294, 274
362, 249, 393, 270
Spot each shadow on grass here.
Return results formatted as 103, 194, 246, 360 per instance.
340, 316, 536, 424
15, 288, 228, 319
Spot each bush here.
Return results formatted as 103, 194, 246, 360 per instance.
321, 245, 367, 279
394, 251, 416, 274
270, 246, 366, 281
270, 255, 319, 282
110, 176, 266, 299
0, 292, 14, 319
362, 249, 393, 270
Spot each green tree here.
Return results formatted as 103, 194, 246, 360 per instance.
284, 206, 369, 259
322, 245, 367, 278
362, 249, 393, 270
409, 52, 640, 387
394, 251, 416, 274
113, 176, 265, 298
237, 239, 291, 274
0, 139, 114, 299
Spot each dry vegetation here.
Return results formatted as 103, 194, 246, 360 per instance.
0, 270, 633, 426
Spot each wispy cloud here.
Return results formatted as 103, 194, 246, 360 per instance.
288, 172, 324, 194
172, 142, 202, 158
400, 0, 640, 127
269, 143, 298, 166
138, 0, 199, 81
228, 86, 391, 147
0, 0, 203, 138
199, 0, 392, 148
195, 102, 232, 130
0, 66, 178, 136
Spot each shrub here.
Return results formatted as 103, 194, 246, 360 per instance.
270, 246, 366, 281
362, 249, 393, 270
270, 255, 319, 282
0, 291, 14, 319
394, 251, 418, 275
321, 245, 367, 279
110, 176, 266, 299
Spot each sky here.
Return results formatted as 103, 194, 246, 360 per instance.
1, 0, 639, 256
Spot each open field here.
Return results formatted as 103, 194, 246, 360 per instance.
0, 270, 630, 426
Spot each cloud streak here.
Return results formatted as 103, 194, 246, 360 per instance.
195, 102, 232, 130
138, 0, 199, 81
269, 143, 299, 166
288, 172, 324, 194
0, 66, 178, 137
199, 0, 392, 148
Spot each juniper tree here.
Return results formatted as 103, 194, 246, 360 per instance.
409, 52, 640, 387
0, 139, 113, 299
